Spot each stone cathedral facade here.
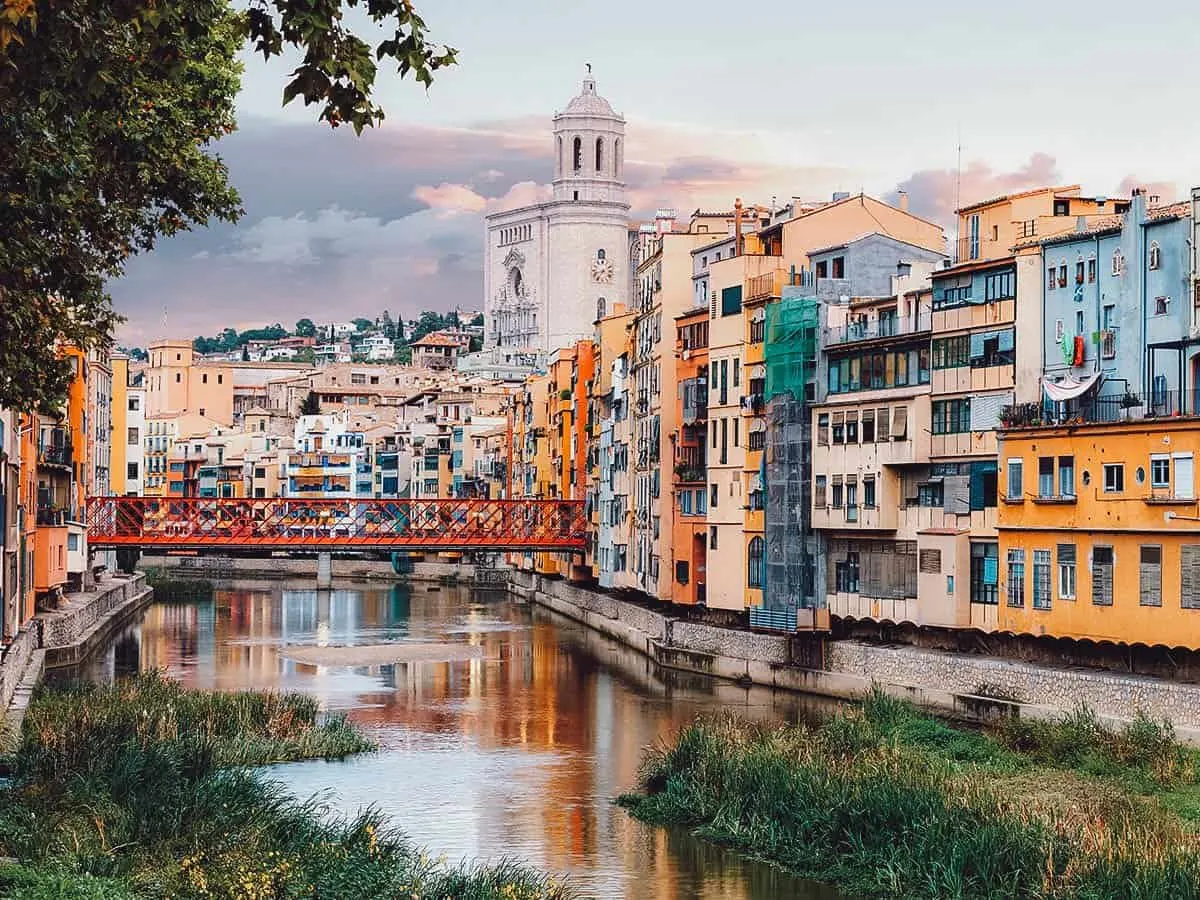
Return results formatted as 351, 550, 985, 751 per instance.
483, 73, 631, 352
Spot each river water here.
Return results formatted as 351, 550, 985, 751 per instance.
76, 579, 842, 899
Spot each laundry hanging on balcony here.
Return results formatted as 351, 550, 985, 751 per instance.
1073, 335, 1086, 366
1042, 371, 1102, 402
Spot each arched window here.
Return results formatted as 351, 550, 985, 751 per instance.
597, 297, 606, 320
597, 249, 606, 261
1149, 241, 1161, 270
572, 137, 582, 173
557, 136, 563, 177
614, 138, 621, 177
1112, 249, 1124, 276
595, 137, 604, 174
747, 537, 764, 588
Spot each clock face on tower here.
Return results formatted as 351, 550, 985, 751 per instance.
590, 256, 614, 284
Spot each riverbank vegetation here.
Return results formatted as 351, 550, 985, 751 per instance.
621, 689, 1200, 898
0, 673, 570, 899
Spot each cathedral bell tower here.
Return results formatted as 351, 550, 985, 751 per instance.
552, 67, 626, 204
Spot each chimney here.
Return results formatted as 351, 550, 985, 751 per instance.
897, 190, 909, 213
734, 197, 744, 257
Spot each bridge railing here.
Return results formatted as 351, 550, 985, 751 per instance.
85, 496, 589, 551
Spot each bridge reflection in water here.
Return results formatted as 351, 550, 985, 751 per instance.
74, 580, 842, 899
85, 496, 588, 552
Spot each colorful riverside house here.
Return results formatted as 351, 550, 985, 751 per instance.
995, 187, 1200, 648
912, 186, 1127, 632
996, 418, 1200, 649
593, 304, 635, 589
670, 306, 709, 605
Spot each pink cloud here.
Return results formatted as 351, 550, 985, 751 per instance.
412, 182, 487, 215
485, 181, 553, 212
892, 152, 1061, 225
1117, 176, 1181, 205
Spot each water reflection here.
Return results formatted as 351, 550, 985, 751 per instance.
77, 580, 841, 899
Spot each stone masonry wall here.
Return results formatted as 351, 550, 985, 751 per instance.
524, 574, 1200, 737
0, 624, 37, 715
826, 640, 1200, 728
38, 574, 148, 649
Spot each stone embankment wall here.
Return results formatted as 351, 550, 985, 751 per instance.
142, 554, 475, 583
0, 625, 38, 718
514, 572, 1200, 741
38, 573, 152, 668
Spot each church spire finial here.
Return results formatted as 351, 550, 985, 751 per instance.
586, 62, 592, 75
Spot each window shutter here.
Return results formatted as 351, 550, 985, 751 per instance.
891, 406, 907, 439
1091, 548, 1114, 606
1139, 546, 1162, 607
919, 549, 942, 573
877, 407, 889, 441
970, 391, 1014, 432
1182, 546, 1200, 609
943, 475, 969, 513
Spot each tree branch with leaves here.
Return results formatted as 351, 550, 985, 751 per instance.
0, 0, 456, 412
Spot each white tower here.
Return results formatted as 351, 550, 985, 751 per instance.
482, 69, 631, 353
552, 68, 626, 204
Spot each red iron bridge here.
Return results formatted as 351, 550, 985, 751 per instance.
85, 497, 589, 553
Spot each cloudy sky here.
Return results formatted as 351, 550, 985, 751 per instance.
111, 0, 1197, 345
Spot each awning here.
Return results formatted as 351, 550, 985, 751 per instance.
1042, 372, 1102, 402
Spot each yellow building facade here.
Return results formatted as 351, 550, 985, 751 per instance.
998, 418, 1200, 649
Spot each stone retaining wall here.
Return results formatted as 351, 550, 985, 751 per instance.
522, 573, 1200, 741
0, 625, 37, 716
38, 574, 148, 649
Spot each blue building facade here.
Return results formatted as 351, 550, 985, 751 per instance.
1039, 191, 1193, 415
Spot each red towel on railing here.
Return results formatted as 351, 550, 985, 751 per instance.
1073, 335, 1085, 367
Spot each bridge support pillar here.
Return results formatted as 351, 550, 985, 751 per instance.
316, 552, 332, 589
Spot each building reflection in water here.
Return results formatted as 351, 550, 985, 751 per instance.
81, 579, 841, 899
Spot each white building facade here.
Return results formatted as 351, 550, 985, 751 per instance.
484, 72, 631, 353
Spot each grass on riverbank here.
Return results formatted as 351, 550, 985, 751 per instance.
0, 673, 571, 899
620, 689, 1200, 899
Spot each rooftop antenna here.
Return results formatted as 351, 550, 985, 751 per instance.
954, 124, 963, 259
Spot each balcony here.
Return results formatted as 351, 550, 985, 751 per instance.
740, 394, 764, 414
746, 269, 802, 303
38, 441, 72, 468
826, 312, 932, 346
37, 506, 68, 526
681, 377, 708, 424
1000, 390, 1200, 429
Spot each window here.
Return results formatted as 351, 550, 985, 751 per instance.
1092, 545, 1114, 606
175, 373, 181, 382
1076, 310, 1085, 334
748, 537, 764, 588
1181, 546, 1200, 609
721, 286, 743, 317
595, 137, 604, 173
127, 427, 139, 445
831, 256, 846, 279
831, 413, 844, 444
1151, 455, 1170, 489
351, 373, 366, 385
861, 409, 875, 442
1006, 459, 1023, 501
1149, 241, 1161, 270
814, 475, 827, 507
128, 396, 140, 411
1176, 454, 1195, 499
1057, 544, 1076, 600
217, 374, 223, 384
709, 526, 718, 550
863, 475, 876, 508
1038, 457, 1054, 498
831, 476, 843, 508
968, 214, 980, 260
983, 268, 1015, 300
970, 542, 999, 606
845, 413, 858, 444
1139, 545, 1162, 607
710, 484, 718, 508
932, 335, 970, 369
127, 462, 139, 480
572, 136, 582, 172
1058, 456, 1075, 497
1112, 250, 1123, 276
1047, 266, 1057, 291
1154, 296, 1169, 316
680, 491, 692, 515
202, 373, 208, 384
817, 413, 829, 446
732, 358, 740, 388
1087, 257, 1096, 283
932, 398, 970, 434
877, 407, 889, 441
835, 552, 860, 593
675, 560, 689, 585
816, 260, 828, 279
1006, 549, 1025, 607
697, 488, 707, 515
1075, 260, 1085, 285
1054, 199, 1069, 216
1058, 264, 1067, 287
1032, 550, 1051, 609
845, 482, 858, 522
1103, 463, 1124, 493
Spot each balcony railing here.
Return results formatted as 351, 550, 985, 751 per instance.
746, 269, 803, 303
38, 442, 72, 467
826, 313, 931, 346
37, 506, 68, 526
1001, 390, 1200, 429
